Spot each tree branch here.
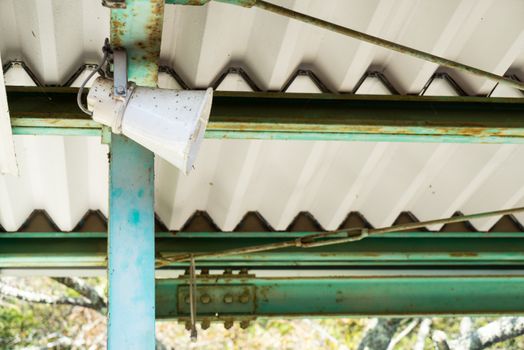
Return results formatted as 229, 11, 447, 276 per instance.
304, 319, 349, 350
358, 318, 404, 350
448, 317, 524, 350
387, 319, 419, 350
19, 334, 73, 350
414, 318, 432, 350
52, 277, 106, 312
460, 317, 473, 338
432, 330, 451, 350
0, 281, 96, 310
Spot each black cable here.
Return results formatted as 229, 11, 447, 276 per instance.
77, 39, 112, 116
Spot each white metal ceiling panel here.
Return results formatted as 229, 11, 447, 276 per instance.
0, 52, 18, 176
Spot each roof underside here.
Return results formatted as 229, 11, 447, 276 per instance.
0, 0, 523, 232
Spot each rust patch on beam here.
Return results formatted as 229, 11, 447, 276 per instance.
449, 252, 479, 257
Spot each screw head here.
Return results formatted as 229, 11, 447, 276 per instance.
116, 86, 125, 94
223, 294, 233, 304
240, 320, 250, 329
224, 320, 234, 330
200, 294, 211, 304
239, 293, 250, 304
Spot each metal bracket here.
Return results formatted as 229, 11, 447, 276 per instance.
177, 284, 256, 316
102, 0, 126, 9
112, 48, 128, 99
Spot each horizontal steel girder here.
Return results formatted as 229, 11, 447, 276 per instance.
2, 231, 524, 268
156, 274, 524, 318
7, 86, 524, 143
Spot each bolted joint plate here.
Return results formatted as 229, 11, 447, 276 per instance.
178, 285, 255, 316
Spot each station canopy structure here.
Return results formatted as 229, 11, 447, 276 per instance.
1, 0, 524, 330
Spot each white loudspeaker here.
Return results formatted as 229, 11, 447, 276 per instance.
87, 77, 213, 174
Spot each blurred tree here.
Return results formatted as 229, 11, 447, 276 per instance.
2, 277, 524, 350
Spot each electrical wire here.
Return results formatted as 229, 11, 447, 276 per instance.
77, 40, 111, 116
156, 206, 524, 266
302, 205, 524, 248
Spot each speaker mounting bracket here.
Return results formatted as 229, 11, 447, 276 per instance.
112, 48, 128, 99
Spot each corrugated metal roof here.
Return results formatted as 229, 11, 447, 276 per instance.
1, 0, 524, 232
0, 53, 17, 175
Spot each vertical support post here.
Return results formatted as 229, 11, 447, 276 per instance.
107, 1, 164, 349
108, 136, 155, 349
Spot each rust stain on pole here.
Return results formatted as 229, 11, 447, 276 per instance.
111, 0, 164, 86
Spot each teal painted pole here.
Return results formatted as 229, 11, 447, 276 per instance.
108, 1, 163, 349
108, 136, 155, 349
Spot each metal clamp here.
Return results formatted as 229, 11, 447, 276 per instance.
112, 48, 128, 99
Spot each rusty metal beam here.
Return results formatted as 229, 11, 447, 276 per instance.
156, 274, 524, 318
2, 232, 524, 269
8, 87, 524, 143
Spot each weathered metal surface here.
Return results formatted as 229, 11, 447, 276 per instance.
11, 118, 99, 129
177, 284, 256, 315
108, 0, 163, 349
11, 127, 101, 137
7, 88, 524, 143
110, 0, 164, 87
208, 92, 524, 139
112, 48, 128, 97
3, 232, 524, 268
166, 0, 256, 7
156, 275, 524, 318
5, 231, 524, 239
7, 87, 99, 135
102, 0, 127, 9
108, 136, 155, 350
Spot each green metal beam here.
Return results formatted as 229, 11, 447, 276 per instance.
2, 232, 524, 268
7, 87, 524, 143
156, 275, 524, 318
165, 0, 255, 6
7, 87, 101, 136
